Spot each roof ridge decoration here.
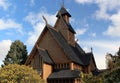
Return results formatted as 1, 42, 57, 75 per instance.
42, 15, 48, 25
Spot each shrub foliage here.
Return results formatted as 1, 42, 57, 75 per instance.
0, 64, 44, 83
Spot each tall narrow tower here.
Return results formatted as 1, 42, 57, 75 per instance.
55, 6, 76, 46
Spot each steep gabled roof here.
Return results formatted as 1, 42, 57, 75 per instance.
84, 52, 97, 67
56, 6, 71, 17
26, 23, 95, 66
25, 24, 53, 65
26, 23, 96, 67
81, 53, 93, 66
48, 27, 83, 65
48, 69, 80, 79
38, 48, 54, 64
70, 43, 97, 66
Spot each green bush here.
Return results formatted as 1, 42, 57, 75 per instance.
80, 72, 102, 83
0, 64, 44, 83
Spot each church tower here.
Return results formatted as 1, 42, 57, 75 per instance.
54, 6, 76, 46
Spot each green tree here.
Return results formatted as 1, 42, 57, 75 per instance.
115, 48, 120, 67
3, 40, 28, 66
117, 47, 120, 57
103, 67, 120, 83
106, 53, 115, 69
102, 48, 120, 82
0, 64, 44, 83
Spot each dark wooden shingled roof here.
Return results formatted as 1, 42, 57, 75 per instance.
37, 48, 54, 65
26, 24, 95, 66
48, 69, 80, 79
70, 43, 95, 66
80, 53, 92, 66
42, 24, 95, 66
47, 26, 83, 65
62, 17, 76, 34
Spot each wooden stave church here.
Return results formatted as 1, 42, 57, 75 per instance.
25, 6, 97, 83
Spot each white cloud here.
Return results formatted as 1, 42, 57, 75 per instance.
95, 0, 120, 20
0, 40, 12, 65
83, 46, 91, 52
75, 0, 94, 4
94, 0, 110, 20
30, 0, 35, 7
26, 23, 44, 46
25, 11, 57, 46
84, 40, 119, 52
76, 0, 120, 20
0, 19, 23, 34
95, 8, 110, 20
24, 11, 57, 26
104, 11, 120, 37
80, 40, 120, 69
75, 28, 87, 36
75, 0, 120, 37
0, 0, 11, 10
89, 32, 96, 37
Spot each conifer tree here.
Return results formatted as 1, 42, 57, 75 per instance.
3, 40, 28, 66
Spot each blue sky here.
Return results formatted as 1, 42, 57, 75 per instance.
0, 0, 120, 69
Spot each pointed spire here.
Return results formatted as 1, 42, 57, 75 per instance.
56, 6, 71, 17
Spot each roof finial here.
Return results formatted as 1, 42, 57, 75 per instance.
42, 16, 48, 25
91, 47, 93, 53
36, 44, 39, 49
62, 0, 64, 7
75, 39, 79, 43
